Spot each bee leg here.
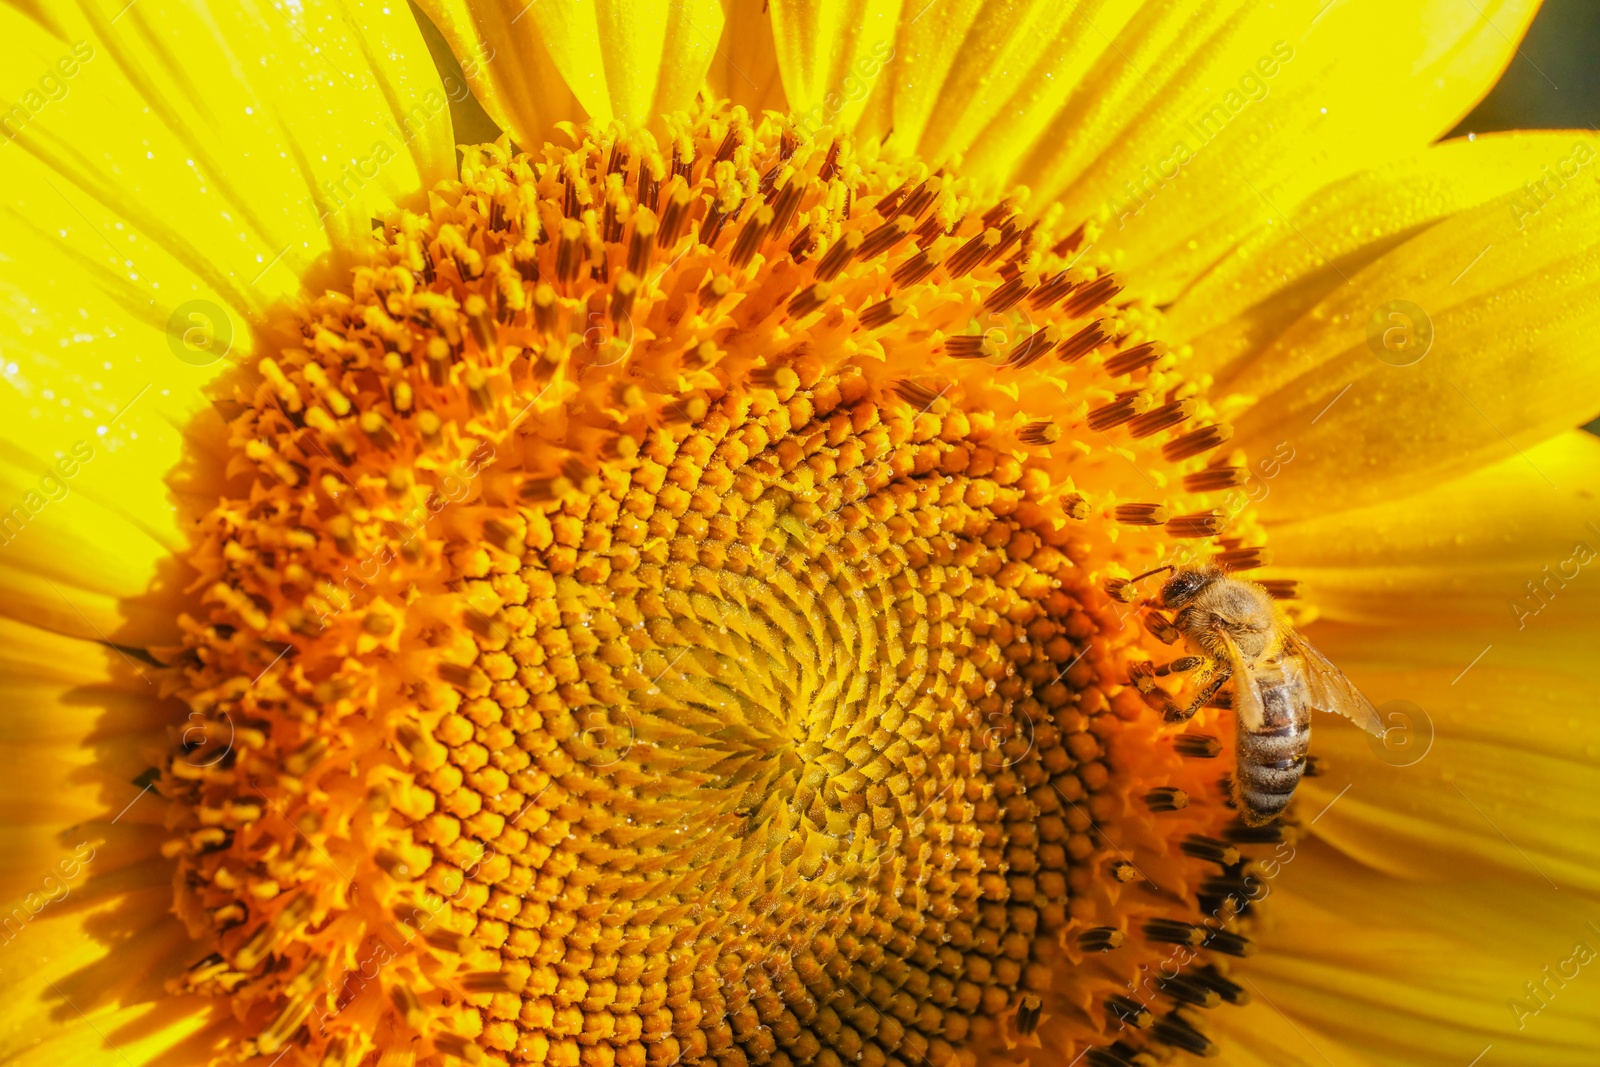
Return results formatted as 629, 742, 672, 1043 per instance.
1162, 666, 1233, 724
1129, 661, 1156, 693
1151, 655, 1204, 678
1137, 685, 1189, 721
1142, 610, 1182, 645
1130, 655, 1204, 694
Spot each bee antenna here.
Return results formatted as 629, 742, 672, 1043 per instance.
1127, 565, 1175, 585
1104, 565, 1177, 605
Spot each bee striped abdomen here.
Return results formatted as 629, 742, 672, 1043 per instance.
1234, 665, 1311, 825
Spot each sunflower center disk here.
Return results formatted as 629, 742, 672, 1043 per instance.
166, 106, 1285, 1067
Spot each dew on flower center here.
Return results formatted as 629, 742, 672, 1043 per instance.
162, 105, 1297, 1067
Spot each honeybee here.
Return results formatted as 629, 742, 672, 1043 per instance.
1125, 566, 1383, 825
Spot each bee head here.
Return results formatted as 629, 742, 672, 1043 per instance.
1158, 568, 1219, 609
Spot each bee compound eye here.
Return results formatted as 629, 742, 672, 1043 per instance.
1161, 573, 1202, 605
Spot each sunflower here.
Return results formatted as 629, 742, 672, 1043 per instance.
3, 1, 1599, 1065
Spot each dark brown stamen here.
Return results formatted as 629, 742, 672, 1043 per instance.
1103, 340, 1168, 376
1179, 835, 1240, 866
1215, 546, 1271, 571
1163, 424, 1233, 462
1057, 320, 1113, 363
1062, 273, 1124, 316
859, 297, 908, 329
1144, 787, 1189, 813
1128, 399, 1198, 438
786, 282, 831, 319
1175, 734, 1222, 758
814, 230, 864, 281
1166, 511, 1229, 538
1183, 465, 1247, 492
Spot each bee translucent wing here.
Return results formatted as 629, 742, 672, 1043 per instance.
1282, 630, 1383, 736
1218, 633, 1266, 732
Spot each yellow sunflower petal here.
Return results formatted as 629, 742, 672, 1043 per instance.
1216, 843, 1600, 1066
767, 0, 901, 136
0, 616, 201, 1065
1029, 0, 1540, 298
1289, 631, 1600, 897
2, 0, 454, 315
0, 441, 197, 643
1217, 149, 1600, 523
0, 898, 218, 1067
1204, 994, 1378, 1067
416, 0, 723, 143
0, 618, 169, 886
708, 0, 787, 115
1267, 431, 1600, 628
1256, 434, 1600, 892
764, 0, 1535, 299
0, 0, 452, 642
1170, 132, 1600, 381
770, 0, 1140, 158
412, 0, 582, 143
